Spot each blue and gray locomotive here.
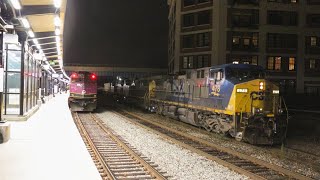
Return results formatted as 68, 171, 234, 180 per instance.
113, 64, 288, 145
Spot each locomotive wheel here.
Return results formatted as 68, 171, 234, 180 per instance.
235, 132, 243, 142
212, 123, 221, 134
204, 125, 212, 132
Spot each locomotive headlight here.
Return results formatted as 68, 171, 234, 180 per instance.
259, 82, 264, 90
278, 108, 283, 114
272, 90, 279, 94
236, 88, 248, 93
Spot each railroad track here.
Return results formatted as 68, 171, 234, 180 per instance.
72, 112, 167, 180
114, 109, 313, 180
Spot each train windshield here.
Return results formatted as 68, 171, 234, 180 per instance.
225, 67, 265, 82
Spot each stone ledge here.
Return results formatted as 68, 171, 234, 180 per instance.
0, 122, 10, 143
2, 105, 39, 121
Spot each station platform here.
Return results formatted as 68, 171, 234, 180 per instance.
0, 94, 101, 180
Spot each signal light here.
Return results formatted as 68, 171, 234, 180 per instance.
71, 73, 78, 78
90, 74, 96, 80
259, 82, 264, 90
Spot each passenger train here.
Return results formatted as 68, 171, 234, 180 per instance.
68, 71, 97, 112
110, 64, 288, 145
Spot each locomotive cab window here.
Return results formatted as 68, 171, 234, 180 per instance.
210, 69, 224, 83
226, 67, 265, 82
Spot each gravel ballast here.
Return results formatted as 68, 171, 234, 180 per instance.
131, 109, 320, 179
97, 111, 248, 180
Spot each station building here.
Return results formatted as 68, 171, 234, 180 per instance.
0, 0, 68, 118
167, 0, 320, 95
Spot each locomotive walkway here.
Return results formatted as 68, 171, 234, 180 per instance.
0, 93, 101, 180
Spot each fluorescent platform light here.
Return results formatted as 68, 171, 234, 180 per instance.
10, 0, 21, 9
54, 16, 61, 26
55, 28, 61, 35
28, 30, 35, 38
21, 18, 30, 28
54, 0, 61, 8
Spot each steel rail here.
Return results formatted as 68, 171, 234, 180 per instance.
90, 113, 167, 180
116, 109, 313, 180
73, 112, 116, 180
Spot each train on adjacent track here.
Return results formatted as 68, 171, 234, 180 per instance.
108, 64, 289, 145
68, 71, 97, 112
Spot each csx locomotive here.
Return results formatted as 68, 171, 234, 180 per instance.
113, 64, 288, 145
68, 71, 97, 112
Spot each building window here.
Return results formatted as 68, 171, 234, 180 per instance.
230, 9, 259, 27
182, 35, 194, 48
252, 56, 258, 65
268, 11, 298, 26
267, 57, 274, 70
275, 57, 281, 70
267, 33, 297, 49
230, 32, 259, 50
268, 0, 298, 3
288, 57, 295, 71
310, 59, 316, 69
198, 0, 210, 3
182, 56, 194, 69
311, 36, 317, 46
183, 13, 195, 27
243, 38, 250, 46
307, 0, 320, 5
307, 14, 320, 27
228, 55, 258, 65
183, 0, 195, 7
267, 56, 282, 70
197, 11, 210, 25
197, 55, 210, 68
252, 34, 258, 47
197, 32, 210, 47
232, 37, 240, 45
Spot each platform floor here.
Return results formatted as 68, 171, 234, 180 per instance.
0, 93, 101, 180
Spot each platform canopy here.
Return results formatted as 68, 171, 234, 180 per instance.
7, 0, 68, 77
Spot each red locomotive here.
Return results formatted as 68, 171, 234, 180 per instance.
68, 71, 97, 111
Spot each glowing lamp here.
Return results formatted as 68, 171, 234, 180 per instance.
259, 82, 264, 90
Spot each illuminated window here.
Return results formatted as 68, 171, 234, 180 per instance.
182, 56, 194, 69
311, 37, 317, 46
243, 38, 250, 46
252, 34, 258, 47
275, 57, 281, 70
310, 59, 316, 69
267, 57, 274, 70
289, 57, 295, 71
252, 56, 258, 65
232, 37, 240, 45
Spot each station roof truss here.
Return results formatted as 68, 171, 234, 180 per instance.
6, 0, 68, 79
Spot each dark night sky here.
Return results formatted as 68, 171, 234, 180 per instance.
63, 0, 168, 68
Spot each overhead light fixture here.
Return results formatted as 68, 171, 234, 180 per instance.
10, 0, 21, 9
54, 0, 61, 8
54, 16, 61, 26
56, 36, 60, 42
28, 30, 35, 38
21, 18, 30, 28
55, 28, 61, 36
